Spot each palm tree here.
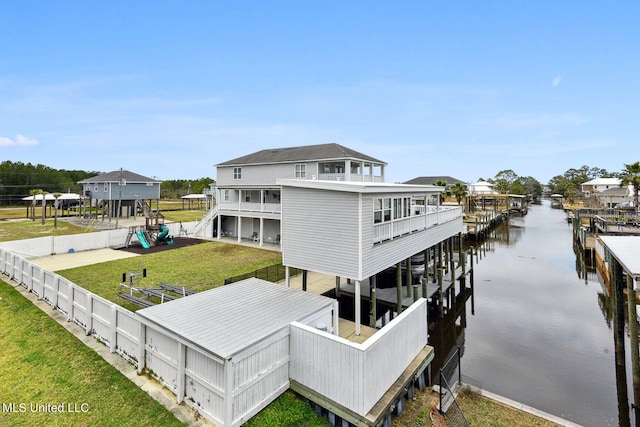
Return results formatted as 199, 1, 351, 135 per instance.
40, 190, 48, 225
434, 180, 450, 203
29, 188, 43, 221
620, 161, 640, 216
53, 192, 61, 228
450, 183, 468, 206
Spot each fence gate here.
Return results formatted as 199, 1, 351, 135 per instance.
439, 346, 469, 427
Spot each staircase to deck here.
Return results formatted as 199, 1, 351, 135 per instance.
192, 205, 218, 237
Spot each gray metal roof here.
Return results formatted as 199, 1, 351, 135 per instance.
403, 176, 467, 186
136, 278, 336, 359
78, 170, 160, 184
217, 143, 386, 167
599, 236, 640, 279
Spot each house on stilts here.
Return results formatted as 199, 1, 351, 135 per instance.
178, 143, 467, 426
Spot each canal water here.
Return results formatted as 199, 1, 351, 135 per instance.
459, 201, 634, 426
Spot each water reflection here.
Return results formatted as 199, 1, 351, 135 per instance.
433, 202, 635, 426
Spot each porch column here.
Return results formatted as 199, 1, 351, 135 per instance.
217, 215, 222, 240
369, 275, 377, 328
335, 276, 341, 297
285, 266, 290, 288
405, 256, 412, 298
345, 160, 351, 181
259, 217, 264, 246
355, 280, 361, 336
396, 263, 403, 314
237, 217, 241, 243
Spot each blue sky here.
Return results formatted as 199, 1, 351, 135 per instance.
1, 1, 638, 184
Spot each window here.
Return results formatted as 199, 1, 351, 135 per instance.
233, 167, 242, 180
223, 190, 230, 202
376, 197, 413, 224
374, 198, 392, 223
94, 184, 98, 192
295, 164, 306, 178
104, 183, 108, 192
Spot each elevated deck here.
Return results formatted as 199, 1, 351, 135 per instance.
291, 345, 434, 427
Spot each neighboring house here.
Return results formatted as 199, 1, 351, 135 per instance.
203, 143, 387, 244
403, 176, 467, 186
581, 178, 633, 208
594, 186, 633, 208
468, 180, 497, 194
78, 170, 161, 218
581, 177, 622, 196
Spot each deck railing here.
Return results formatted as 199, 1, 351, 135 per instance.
289, 299, 429, 416
218, 201, 281, 213
373, 206, 462, 244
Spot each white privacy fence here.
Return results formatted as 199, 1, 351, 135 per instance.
0, 247, 141, 365
0, 221, 197, 258
289, 299, 429, 417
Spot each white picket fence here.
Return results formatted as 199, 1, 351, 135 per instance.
0, 246, 141, 365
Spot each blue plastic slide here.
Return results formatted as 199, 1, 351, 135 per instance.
157, 224, 174, 245
136, 231, 151, 249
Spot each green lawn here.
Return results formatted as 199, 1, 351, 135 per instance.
59, 241, 282, 311
0, 219, 92, 242
0, 281, 187, 427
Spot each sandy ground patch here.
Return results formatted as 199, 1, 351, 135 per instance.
29, 248, 140, 271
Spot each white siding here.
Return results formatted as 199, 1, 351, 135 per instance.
282, 187, 360, 278
218, 162, 319, 187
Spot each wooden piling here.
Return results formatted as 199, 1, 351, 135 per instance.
627, 273, 640, 417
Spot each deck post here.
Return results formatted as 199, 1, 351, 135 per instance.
370, 275, 377, 328
335, 276, 341, 297
431, 245, 437, 283
627, 273, 640, 416
437, 242, 444, 318
355, 280, 361, 336
449, 236, 455, 283
396, 263, 403, 314
285, 266, 290, 287
406, 256, 412, 298
302, 270, 307, 292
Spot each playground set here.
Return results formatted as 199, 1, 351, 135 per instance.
118, 261, 196, 308
124, 210, 175, 249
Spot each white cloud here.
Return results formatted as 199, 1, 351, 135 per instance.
0, 134, 40, 147
552, 75, 562, 87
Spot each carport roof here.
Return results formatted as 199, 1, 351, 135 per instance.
136, 278, 336, 359
600, 236, 640, 280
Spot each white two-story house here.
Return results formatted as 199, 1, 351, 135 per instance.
202, 143, 387, 244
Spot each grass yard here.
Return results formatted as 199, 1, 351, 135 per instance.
59, 241, 282, 311
0, 219, 92, 242
0, 281, 186, 427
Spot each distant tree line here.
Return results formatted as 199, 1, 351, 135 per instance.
0, 160, 215, 205
160, 178, 215, 199
0, 161, 99, 204
472, 170, 544, 200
